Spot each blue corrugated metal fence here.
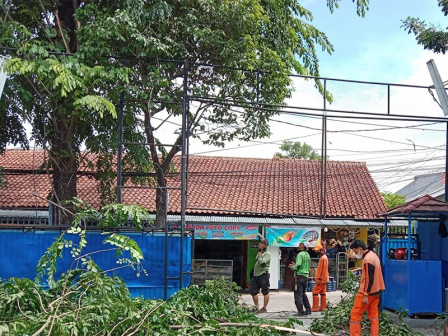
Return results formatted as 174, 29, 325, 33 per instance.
0, 230, 192, 299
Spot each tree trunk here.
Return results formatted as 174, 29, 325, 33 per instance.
144, 109, 182, 228
49, 114, 77, 226
154, 172, 168, 228
51, 155, 77, 226
45, 0, 80, 225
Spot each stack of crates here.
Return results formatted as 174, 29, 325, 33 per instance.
327, 279, 337, 292
307, 279, 315, 292
307, 279, 338, 292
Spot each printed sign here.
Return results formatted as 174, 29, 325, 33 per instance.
182, 224, 259, 240
266, 227, 321, 247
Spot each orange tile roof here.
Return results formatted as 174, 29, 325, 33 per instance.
0, 149, 386, 219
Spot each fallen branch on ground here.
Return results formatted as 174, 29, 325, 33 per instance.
170, 322, 325, 335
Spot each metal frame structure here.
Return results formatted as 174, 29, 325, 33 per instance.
110, 59, 448, 298
0, 51, 440, 297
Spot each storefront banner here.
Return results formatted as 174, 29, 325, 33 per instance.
184, 224, 259, 240
266, 227, 321, 247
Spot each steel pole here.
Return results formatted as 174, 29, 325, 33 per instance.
116, 91, 124, 203
446, 122, 448, 202
164, 189, 169, 300
180, 60, 189, 289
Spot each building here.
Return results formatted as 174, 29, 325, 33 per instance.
0, 149, 401, 289
396, 172, 446, 202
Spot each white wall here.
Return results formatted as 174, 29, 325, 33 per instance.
268, 245, 280, 289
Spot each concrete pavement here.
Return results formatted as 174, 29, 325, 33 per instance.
239, 289, 445, 334
240, 289, 346, 333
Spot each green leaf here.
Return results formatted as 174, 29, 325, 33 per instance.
74, 95, 117, 118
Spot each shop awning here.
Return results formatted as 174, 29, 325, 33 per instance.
0, 210, 407, 228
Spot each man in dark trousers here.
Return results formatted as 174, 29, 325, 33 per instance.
289, 241, 311, 316
349, 239, 385, 336
250, 237, 271, 313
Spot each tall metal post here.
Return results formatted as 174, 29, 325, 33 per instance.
180, 60, 189, 289
320, 115, 327, 218
320, 79, 327, 218
164, 189, 169, 300
446, 122, 448, 202
407, 213, 412, 261
427, 60, 448, 201
116, 91, 124, 203
382, 216, 388, 266
387, 84, 390, 115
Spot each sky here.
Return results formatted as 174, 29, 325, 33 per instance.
184, 0, 448, 193
302, 0, 448, 83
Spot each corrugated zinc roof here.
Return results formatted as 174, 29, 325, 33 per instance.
0, 210, 407, 227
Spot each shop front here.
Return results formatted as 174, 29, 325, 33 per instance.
178, 217, 399, 291
264, 226, 322, 290
187, 223, 259, 288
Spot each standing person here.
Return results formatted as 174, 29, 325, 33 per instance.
346, 236, 357, 269
289, 242, 311, 316
250, 237, 271, 313
349, 239, 385, 336
311, 244, 329, 312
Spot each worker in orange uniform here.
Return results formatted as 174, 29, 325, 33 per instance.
311, 243, 329, 312
349, 239, 385, 336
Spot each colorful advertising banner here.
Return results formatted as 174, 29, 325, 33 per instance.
184, 224, 259, 240
266, 227, 321, 247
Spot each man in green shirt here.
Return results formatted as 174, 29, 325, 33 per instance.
250, 237, 271, 313
289, 242, 311, 316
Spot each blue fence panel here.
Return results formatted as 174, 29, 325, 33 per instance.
0, 230, 192, 300
384, 238, 418, 250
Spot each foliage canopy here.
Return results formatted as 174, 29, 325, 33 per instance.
0, 0, 368, 225
381, 192, 406, 210
274, 140, 321, 160
402, 0, 448, 54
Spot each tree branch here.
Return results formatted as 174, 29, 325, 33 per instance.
161, 134, 182, 172
55, 10, 71, 53
32, 192, 76, 216
1, 0, 11, 23
169, 322, 325, 335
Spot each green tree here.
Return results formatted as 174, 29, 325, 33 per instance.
0, 0, 369, 227
381, 191, 406, 210
402, 0, 448, 54
274, 140, 321, 159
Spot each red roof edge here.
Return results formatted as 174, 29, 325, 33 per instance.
379, 194, 448, 216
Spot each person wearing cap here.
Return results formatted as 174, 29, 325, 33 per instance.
289, 241, 311, 316
349, 239, 385, 336
250, 237, 271, 313
311, 243, 329, 312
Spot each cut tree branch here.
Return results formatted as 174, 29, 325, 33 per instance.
169, 322, 325, 335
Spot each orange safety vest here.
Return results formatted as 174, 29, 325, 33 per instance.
315, 253, 329, 283
359, 251, 385, 295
